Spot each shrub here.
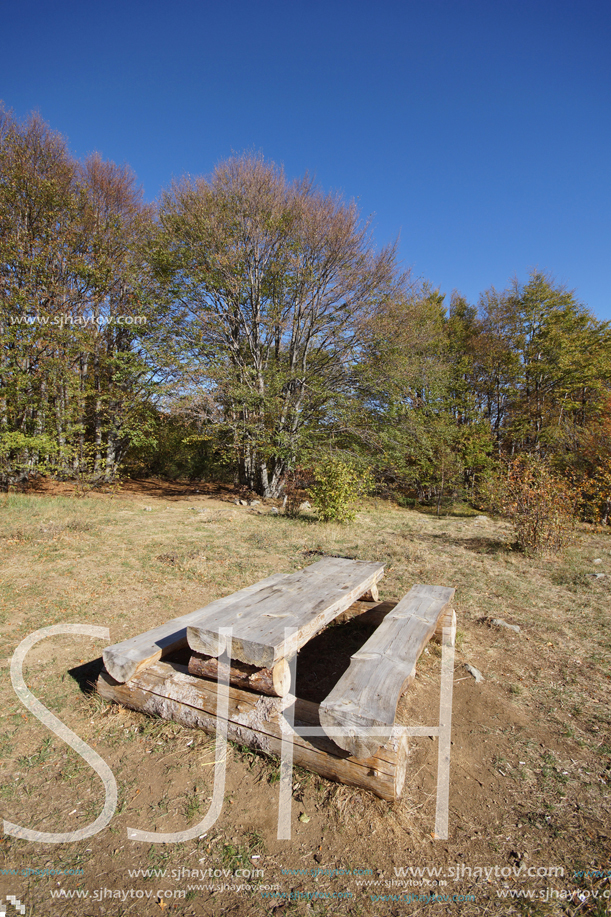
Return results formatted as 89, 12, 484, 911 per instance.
482, 456, 574, 554
282, 467, 313, 518
579, 464, 611, 526
308, 457, 372, 523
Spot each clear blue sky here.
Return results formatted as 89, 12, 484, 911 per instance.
2, 0, 610, 319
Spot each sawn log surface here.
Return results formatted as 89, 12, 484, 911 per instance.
187, 556, 385, 668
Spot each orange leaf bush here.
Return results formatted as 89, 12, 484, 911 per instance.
482, 456, 575, 554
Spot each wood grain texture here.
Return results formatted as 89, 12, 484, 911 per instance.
433, 608, 457, 644
320, 584, 455, 759
187, 556, 385, 667
102, 573, 288, 682
187, 654, 291, 697
359, 584, 380, 602
97, 660, 408, 801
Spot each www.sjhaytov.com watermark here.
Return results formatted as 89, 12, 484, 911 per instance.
9, 314, 147, 327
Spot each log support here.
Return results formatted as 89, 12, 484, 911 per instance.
188, 653, 291, 697
97, 661, 408, 801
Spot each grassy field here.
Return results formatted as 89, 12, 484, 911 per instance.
0, 480, 609, 916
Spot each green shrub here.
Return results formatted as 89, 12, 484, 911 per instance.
482, 456, 574, 554
308, 457, 372, 523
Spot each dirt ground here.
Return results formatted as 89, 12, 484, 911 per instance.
0, 478, 609, 916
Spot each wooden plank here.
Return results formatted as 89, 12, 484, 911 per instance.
102, 573, 288, 682
319, 584, 455, 759
188, 654, 291, 697
187, 556, 385, 668
97, 661, 408, 801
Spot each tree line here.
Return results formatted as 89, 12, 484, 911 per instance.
2, 106, 610, 522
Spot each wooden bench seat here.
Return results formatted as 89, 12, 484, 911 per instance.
103, 573, 288, 683
319, 584, 455, 759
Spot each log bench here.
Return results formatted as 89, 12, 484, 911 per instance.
319, 585, 455, 759
97, 660, 408, 802
102, 573, 287, 683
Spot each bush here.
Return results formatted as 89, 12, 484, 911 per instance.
578, 464, 611, 526
308, 457, 372, 523
482, 456, 574, 554
281, 467, 313, 518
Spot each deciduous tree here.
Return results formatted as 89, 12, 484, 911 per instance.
151, 154, 399, 497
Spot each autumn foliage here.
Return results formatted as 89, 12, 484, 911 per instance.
2, 104, 611, 527
483, 456, 575, 554
573, 397, 611, 525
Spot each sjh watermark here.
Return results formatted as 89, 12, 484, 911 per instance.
9, 314, 147, 328
4, 619, 455, 844
0, 896, 26, 916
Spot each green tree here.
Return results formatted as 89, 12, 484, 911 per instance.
151, 153, 400, 497
350, 284, 473, 510
0, 105, 85, 484
445, 292, 494, 497
78, 153, 157, 480
474, 271, 611, 462
0, 106, 155, 486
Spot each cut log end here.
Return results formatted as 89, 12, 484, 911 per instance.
359, 583, 380, 603
433, 608, 456, 644
102, 649, 132, 683
186, 626, 226, 658
102, 648, 163, 684
271, 657, 291, 696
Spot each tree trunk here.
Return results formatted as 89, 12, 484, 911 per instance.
268, 458, 285, 498
104, 430, 117, 482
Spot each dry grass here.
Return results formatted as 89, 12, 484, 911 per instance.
0, 487, 609, 916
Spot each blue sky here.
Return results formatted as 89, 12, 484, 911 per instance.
2, 0, 610, 319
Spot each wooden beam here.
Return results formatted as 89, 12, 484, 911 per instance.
188, 654, 291, 697
319, 585, 455, 760
187, 557, 385, 668
97, 661, 408, 801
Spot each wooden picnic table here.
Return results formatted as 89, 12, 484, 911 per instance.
103, 556, 384, 682
99, 557, 456, 799
186, 556, 384, 668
